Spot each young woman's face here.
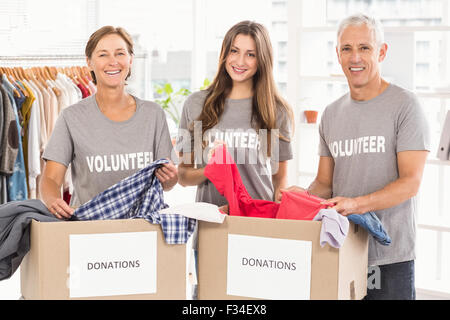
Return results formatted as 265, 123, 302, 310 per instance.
87, 33, 133, 88
225, 34, 258, 86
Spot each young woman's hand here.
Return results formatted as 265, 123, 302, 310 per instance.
276, 186, 307, 202
219, 204, 229, 215
207, 140, 226, 162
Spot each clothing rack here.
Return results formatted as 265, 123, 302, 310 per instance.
0, 53, 147, 61
0, 53, 147, 68
0, 55, 87, 67
0, 56, 101, 203
0, 55, 87, 60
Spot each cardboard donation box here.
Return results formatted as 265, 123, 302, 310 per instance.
198, 216, 369, 300
20, 219, 187, 300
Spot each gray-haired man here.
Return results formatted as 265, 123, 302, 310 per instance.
281, 14, 430, 300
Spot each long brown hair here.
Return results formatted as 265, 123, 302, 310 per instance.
196, 20, 294, 153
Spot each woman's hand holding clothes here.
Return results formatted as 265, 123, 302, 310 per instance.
156, 160, 178, 191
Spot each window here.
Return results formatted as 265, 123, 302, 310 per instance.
0, 0, 96, 55
1, 0, 289, 132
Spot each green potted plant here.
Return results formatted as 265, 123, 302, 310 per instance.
154, 78, 211, 126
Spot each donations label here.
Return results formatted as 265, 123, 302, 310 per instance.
69, 231, 157, 298
227, 234, 312, 300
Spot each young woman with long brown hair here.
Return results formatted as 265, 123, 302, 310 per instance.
177, 20, 294, 207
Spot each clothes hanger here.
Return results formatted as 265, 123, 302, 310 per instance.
20, 67, 31, 81
64, 66, 71, 77
75, 66, 89, 89
28, 67, 38, 83
5, 67, 15, 80
69, 66, 79, 85
43, 66, 53, 82
81, 66, 93, 82
37, 67, 50, 89
45, 67, 61, 97
46, 66, 57, 81
10, 69, 29, 98
13, 67, 22, 80
0, 67, 20, 98
24, 68, 31, 81
6, 68, 24, 97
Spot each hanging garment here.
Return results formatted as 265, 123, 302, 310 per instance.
23, 80, 41, 199
73, 159, 196, 244
0, 85, 19, 175
87, 80, 97, 95
0, 177, 6, 205
76, 83, 90, 99
2, 78, 28, 201
45, 86, 58, 138
276, 190, 328, 221
12, 83, 26, 124
0, 84, 3, 148
347, 212, 391, 246
0, 199, 59, 281
203, 145, 280, 218
63, 190, 71, 205
313, 208, 349, 248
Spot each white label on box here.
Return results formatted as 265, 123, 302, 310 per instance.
227, 234, 312, 300
69, 232, 157, 298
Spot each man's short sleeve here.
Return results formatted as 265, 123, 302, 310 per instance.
396, 95, 430, 153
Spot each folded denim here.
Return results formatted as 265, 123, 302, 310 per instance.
347, 212, 391, 246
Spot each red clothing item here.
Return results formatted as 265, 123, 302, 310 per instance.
204, 145, 330, 220
204, 145, 279, 218
276, 191, 328, 221
63, 190, 72, 205
77, 83, 90, 98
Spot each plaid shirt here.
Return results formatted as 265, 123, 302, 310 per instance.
74, 159, 196, 244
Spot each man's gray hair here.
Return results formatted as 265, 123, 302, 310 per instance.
337, 13, 385, 47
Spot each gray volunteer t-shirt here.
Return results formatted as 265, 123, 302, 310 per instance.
318, 83, 430, 266
43, 95, 174, 207
177, 90, 293, 206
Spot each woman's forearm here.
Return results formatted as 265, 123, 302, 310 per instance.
39, 176, 63, 207
178, 165, 207, 187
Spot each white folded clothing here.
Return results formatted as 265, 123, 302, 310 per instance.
159, 202, 226, 223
